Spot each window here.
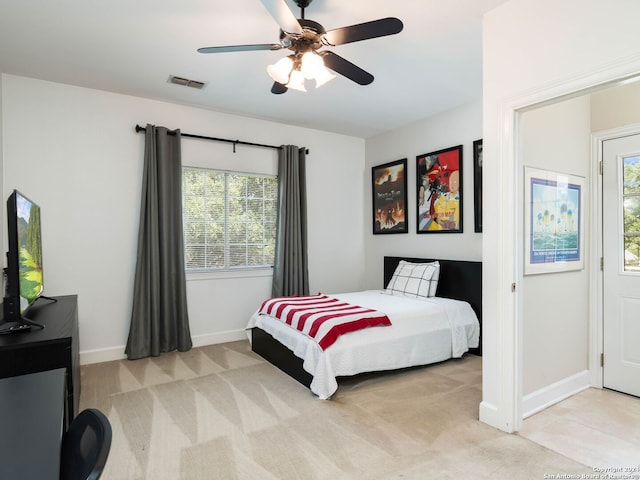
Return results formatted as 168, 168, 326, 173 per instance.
623, 155, 640, 271
182, 167, 278, 271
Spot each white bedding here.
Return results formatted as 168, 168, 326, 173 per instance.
246, 290, 480, 399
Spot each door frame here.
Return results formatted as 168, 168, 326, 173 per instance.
590, 123, 640, 388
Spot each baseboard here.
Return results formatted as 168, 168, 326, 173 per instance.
479, 401, 502, 430
191, 329, 248, 348
80, 345, 127, 365
79, 328, 248, 365
522, 369, 590, 419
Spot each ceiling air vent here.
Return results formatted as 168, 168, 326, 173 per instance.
168, 75, 206, 89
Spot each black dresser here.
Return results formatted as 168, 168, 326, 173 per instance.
0, 295, 80, 429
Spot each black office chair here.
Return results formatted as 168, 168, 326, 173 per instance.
60, 408, 113, 480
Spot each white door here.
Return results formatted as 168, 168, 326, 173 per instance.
602, 134, 640, 397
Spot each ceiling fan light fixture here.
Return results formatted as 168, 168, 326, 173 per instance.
286, 68, 307, 92
300, 51, 335, 88
267, 56, 294, 84
266, 51, 335, 92
300, 51, 323, 78
312, 65, 335, 88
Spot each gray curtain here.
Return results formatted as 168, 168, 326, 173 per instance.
125, 124, 192, 360
272, 145, 309, 297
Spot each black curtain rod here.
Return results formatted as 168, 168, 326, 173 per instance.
134, 124, 284, 152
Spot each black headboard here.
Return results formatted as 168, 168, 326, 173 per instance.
383, 256, 482, 355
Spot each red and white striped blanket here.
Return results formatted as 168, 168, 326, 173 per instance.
258, 294, 391, 350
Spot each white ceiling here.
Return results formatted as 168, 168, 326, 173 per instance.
0, 0, 508, 138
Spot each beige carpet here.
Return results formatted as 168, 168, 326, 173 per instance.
80, 341, 591, 479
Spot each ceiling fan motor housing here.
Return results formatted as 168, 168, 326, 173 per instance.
279, 18, 325, 53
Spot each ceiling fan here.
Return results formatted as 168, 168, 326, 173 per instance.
197, 0, 403, 94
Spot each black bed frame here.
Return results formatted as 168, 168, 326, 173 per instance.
251, 256, 482, 389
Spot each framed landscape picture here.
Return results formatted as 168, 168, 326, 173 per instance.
372, 158, 408, 234
416, 145, 463, 233
524, 166, 584, 274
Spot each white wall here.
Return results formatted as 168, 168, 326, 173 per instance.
591, 80, 640, 132
520, 97, 591, 397
364, 101, 483, 287
1, 74, 366, 362
482, 0, 640, 432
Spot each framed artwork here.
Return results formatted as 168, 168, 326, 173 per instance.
372, 158, 408, 234
524, 167, 585, 274
416, 145, 463, 233
473, 139, 483, 233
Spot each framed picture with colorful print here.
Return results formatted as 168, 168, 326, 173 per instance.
416, 145, 463, 233
473, 139, 483, 233
524, 166, 584, 274
372, 158, 408, 234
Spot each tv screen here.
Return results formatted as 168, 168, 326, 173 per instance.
3, 190, 44, 322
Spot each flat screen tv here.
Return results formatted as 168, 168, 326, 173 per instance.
1, 190, 51, 331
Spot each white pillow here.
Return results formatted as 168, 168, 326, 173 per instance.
385, 261, 440, 299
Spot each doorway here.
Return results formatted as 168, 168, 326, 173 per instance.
516, 84, 640, 423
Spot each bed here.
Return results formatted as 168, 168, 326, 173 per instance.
246, 256, 482, 399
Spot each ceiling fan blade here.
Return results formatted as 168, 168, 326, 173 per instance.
198, 44, 282, 54
260, 0, 303, 35
271, 82, 288, 94
320, 51, 374, 85
324, 17, 403, 46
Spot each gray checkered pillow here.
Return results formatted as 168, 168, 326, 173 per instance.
385, 261, 440, 299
